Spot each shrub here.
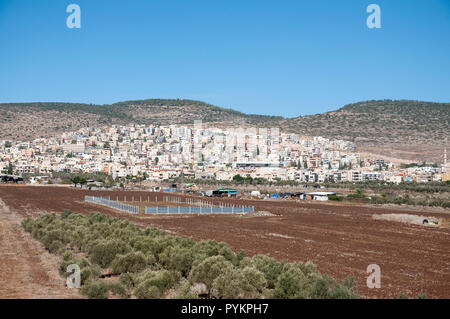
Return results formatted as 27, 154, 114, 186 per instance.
90, 239, 131, 268
189, 256, 234, 295
173, 281, 198, 299
134, 282, 162, 299
193, 240, 235, 261
158, 246, 195, 277
133, 236, 169, 257
310, 276, 332, 298
22, 218, 35, 233
81, 281, 109, 299
80, 265, 102, 284
148, 270, 181, 292
61, 210, 78, 220
211, 268, 243, 299
89, 212, 111, 223
119, 272, 136, 290
212, 266, 266, 299
241, 255, 284, 289
328, 195, 343, 201
111, 251, 148, 274
239, 267, 267, 298
81, 281, 127, 299
270, 264, 309, 299
232, 250, 246, 267
48, 240, 64, 254
108, 282, 128, 298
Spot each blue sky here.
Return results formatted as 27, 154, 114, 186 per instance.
0, 0, 449, 117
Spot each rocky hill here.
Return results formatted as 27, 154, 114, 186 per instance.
0, 99, 448, 162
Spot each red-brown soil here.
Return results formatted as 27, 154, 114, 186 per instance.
0, 185, 449, 299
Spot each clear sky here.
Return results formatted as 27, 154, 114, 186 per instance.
0, 0, 449, 117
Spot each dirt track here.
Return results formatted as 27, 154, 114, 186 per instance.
0, 197, 81, 298
0, 185, 449, 299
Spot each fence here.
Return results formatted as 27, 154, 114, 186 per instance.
85, 196, 139, 215
84, 195, 254, 215
164, 196, 216, 207
145, 205, 254, 215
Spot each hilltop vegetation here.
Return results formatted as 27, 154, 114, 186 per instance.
0, 99, 282, 141
278, 100, 450, 161
1, 99, 448, 161
22, 211, 358, 299
281, 100, 449, 143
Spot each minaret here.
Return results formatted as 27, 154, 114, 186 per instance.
444, 148, 447, 165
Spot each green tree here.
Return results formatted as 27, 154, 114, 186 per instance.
232, 174, 244, 183
211, 266, 267, 299
189, 256, 234, 297
111, 251, 148, 274
6, 163, 14, 175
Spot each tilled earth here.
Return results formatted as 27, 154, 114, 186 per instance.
0, 185, 449, 299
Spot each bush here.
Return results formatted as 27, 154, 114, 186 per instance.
89, 212, 111, 223
81, 281, 109, 299
134, 281, 162, 299
173, 281, 198, 299
90, 239, 131, 268
212, 266, 266, 299
159, 246, 195, 277
48, 240, 64, 254
108, 282, 128, 298
21, 218, 34, 233
328, 195, 343, 201
111, 251, 148, 274
81, 281, 127, 299
241, 255, 284, 289
133, 236, 168, 257
119, 272, 136, 290
189, 256, 234, 295
193, 240, 235, 262
80, 265, 102, 284
61, 210, 78, 220
270, 264, 309, 299
239, 267, 267, 298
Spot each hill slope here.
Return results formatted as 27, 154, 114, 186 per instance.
0, 99, 282, 141
0, 99, 448, 161
278, 100, 449, 162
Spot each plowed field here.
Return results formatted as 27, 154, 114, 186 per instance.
1, 185, 449, 298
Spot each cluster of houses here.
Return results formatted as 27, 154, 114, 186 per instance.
0, 123, 448, 184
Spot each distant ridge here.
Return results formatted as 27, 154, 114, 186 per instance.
0, 99, 448, 161
278, 100, 449, 162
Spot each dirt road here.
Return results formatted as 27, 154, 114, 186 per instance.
0, 198, 81, 299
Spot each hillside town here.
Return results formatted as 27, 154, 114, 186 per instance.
0, 122, 449, 185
